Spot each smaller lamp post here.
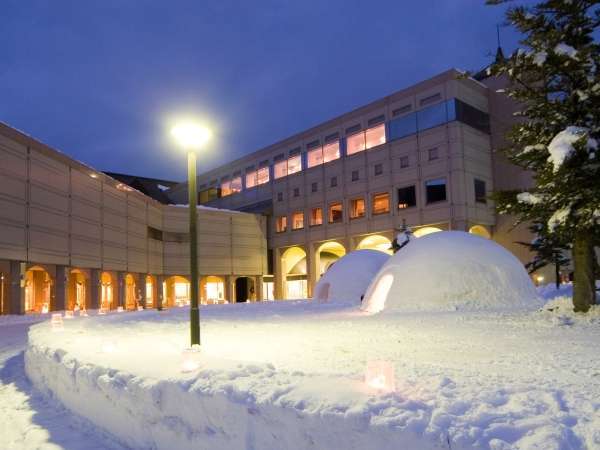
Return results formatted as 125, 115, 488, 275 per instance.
171, 122, 211, 346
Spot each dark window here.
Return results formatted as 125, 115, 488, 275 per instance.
311, 182, 318, 193
293, 187, 300, 197
351, 170, 359, 181
330, 176, 338, 188
474, 179, 487, 203
417, 102, 447, 131
307, 140, 320, 150
400, 156, 409, 168
277, 192, 283, 202
397, 186, 416, 209
346, 124, 361, 135
147, 226, 163, 241
374, 163, 383, 176
425, 178, 447, 204
392, 104, 412, 116
388, 112, 417, 140
454, 99, 491, 134
420, 93, 441, 107
368, 114, 385, 126
428, 147, 439, 161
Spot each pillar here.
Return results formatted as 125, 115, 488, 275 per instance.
255, 276, 264, 302
54, 266, 68, 311
225, 276, 235, 303
9, 261, 25, 315
307, 244, 318, 299
156, 275, 165, 309
117, 272, 125, 308
90, 269, 101, 310
274, 248, 284, 300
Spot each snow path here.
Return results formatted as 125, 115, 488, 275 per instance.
0, 319, 126, 450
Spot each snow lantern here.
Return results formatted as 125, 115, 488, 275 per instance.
51, 313, 64, 331
117, 306, 124, 313
137, 305, 144, 311
365, 360, 395, 392
181, 345, 201, 373
361, 231, 541, 314
64, 310, 74, 319
313, 250, 389, 304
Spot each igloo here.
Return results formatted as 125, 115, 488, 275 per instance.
314, 249, 389, 304
361, 231, 541, 313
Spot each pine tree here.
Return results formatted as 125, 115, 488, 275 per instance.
487, 0, 600, 311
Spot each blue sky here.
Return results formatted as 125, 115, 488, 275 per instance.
0, 1, 521, 181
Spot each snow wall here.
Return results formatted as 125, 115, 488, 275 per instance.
362, 231, 541, 314
313, 249, 389, 304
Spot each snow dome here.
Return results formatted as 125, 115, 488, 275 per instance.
361, 231, 540, 313
314, 249, 389, 304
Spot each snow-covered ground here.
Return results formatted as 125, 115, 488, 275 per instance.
20, 286, 600, 450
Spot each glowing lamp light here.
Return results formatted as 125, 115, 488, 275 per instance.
181, 345, 202, 373
41, 304, 49, 314
137, 305, 144, 311
117, 306, 124, 313
535, 275, 545, 284
51, 313, 64, 331
79, 309, 88, 317
171, 122, 211, 150
365, 360, 395, 393
64, 310, 74, 319
98, 307, 107, 315
398, 203, 408, 209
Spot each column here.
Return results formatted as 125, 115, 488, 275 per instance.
225, 276, 235, 303
9, 261, 25, 315
274, 248, 284, 300
307, 243, 318, 299
90, 269, 101, 310
156, 275, 165, 310
117, 271, 125, 309
54, 266, 68, 311
255, 276, 264, 302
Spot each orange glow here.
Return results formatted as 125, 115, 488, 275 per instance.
365, 124, 386, 149
292, 212, 304, 230
350, 198, 365, 219
372, 193, 390, 215
310, 207, 323, 226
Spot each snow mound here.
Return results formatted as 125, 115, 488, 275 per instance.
313, 250, 389, 304
362, 231, 541, 313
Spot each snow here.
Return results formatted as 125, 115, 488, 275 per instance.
547, 126, 594, 171
516, 192, 544, 205
313, 250, 389, 304
554, 43, 577, 59
548, 206, 571, 232
532, 51, 547, 66
157, 183, 170, 192
361, 232, 540, 314
23, 295, 600, 450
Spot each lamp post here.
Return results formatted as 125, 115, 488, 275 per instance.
171, 122, 211, 346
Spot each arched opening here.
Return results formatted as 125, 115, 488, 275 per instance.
100, 272, 115, 310
356, 235, 393, 254
145, 275, 156, 308
67, 269, 88, 311
317, 241, 346, 276
124, 274, 138, 310
469, 225, 491, 239
165, 275, 190, 307
282, 246, 307, 299
234, 277, 255, 303
25, 266, 53, 313
364, 273, 394, 314
413, 226, 443, 238
201, 276, 226, 304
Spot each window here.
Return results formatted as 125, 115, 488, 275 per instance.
428, 147, 439, 161
330, 176, 338, 188
199, 187, 219, 203
311, 182, 318, 193
425, 178, 447, 204
307, 146, 323, 168
420, 93, 442, 107
293, 187, 300, 197
474, 179, 487, 204
417, 102, 447, 131
323, 140, 340, 163
277, 192, 283, 202
365, 123, 386, 149
372, 193, 390, 215
389, 112, 417, 141
274, 160, 287, 179
310, 207, 323, 226
221, 179, 232, 197
392, 104, 412, 116
288, 154, 302, 175
400, 156, 409, 168
292, 212, 304, 230
329, 202, 343, 223
257, 166, 270, 185
374, 163, 383, 176
351, 170, 359, 181
346, 131, 365, 155
245, 170, 257, 189
276, 216, 287, 233
398, 185, 417, 209
350, 198, 365, 219
147, 226, 163, 241
230, 176, 242, 194
454, 99, 491, 134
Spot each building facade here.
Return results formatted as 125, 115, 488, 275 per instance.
168, 69, 537, 299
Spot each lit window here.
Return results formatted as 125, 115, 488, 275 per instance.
428, 147, 439, 161
351, 170, 359, 182
329, 202, 343, 223
372, 193, 390, 215
274, 160, 287, 179
288, 154, 302, 175
276, 216, 287, 233
221, 180, 232, 197
346, 132, 365, 155
230, 176, 242, 193
307, 146, 323, 168
350, 198, 365, 219
474, 179, 487, 204
310, 207, 323, 226
323, 140, 340, 163
257, 166, 270, 185
398, 185, 417, 209
365, 124, 386, 149
400, 156, 409, 168
245, 170, 257, 189
292, 212, 304, 230
425, 178, 447, 204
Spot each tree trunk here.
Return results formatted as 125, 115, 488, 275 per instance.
555, 257, 560, 290
572, 233, 596, 312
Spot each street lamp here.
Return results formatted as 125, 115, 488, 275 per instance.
171, 122, 211, 346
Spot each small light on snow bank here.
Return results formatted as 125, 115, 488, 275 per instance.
41, 304, 49, 314
51, 314, 64, 331
181, 345, 202, 373
365, 360, 395, 392
535, 275, 545, 286
98, 307, 108, 315
101, 340, 117, 353
137, 306, 144, 311
79, 309, 88, 317
64, 310, 74, 319
117, 306, 124, 313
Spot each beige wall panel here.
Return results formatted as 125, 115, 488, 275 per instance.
148, 206, 162, 228
127, 219, 147, 237
71, 238, 102, 268
128, 235, 147, 251
71, 173, 102, 204
0, 222, 27, 260
197, 233, 229, 246
422, 206, 452, 224
103, 189, 127, 214
0, 197, 26, 225
0, 135, 27, 177
29, 184, 69, 213
29, 207, 69, 233
29, 152, 69, 193
103, 244, 126, 264
28, 229, 69, 264
71, 218, 101, 240
0, 173, 26, 202
103, 211, 126, 231
103, 228, 127, 246
71, 200, 102, 223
